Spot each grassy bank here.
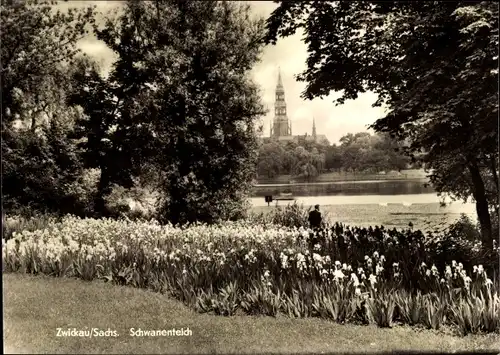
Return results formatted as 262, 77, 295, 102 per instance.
4, 274, 500, 354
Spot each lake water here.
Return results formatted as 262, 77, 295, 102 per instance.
251, 179, 434, 197
250, 180, 477, 232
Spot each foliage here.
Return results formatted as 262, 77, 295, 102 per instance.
69, 1, 266, 224
104, 180, 159, 221
249, 202, 331, 229
67, 54, 144, 215
1, 0, 95, 123
1, 0, 96, 216
3, 121, 85, 215
64, 168, 100, 216
264, 1, 498, 248
257, 131, 411, 178
447, 214, 482, 242
3, 216, 499, 335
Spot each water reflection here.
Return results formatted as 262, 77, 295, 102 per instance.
252, 179, 434, 197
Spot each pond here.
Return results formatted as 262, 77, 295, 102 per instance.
251, 179, 434, 197
250, 180, 476, 233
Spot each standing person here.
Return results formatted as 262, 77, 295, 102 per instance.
308, 204, 322, 229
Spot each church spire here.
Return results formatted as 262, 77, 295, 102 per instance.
312, 117, 317, 139
277, 67, 283, 89
272, 67, 290, 137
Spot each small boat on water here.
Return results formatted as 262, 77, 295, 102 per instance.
279, 192, 293, 197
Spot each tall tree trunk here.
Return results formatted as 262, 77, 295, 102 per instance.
95, 167, 112, 217
489, 155, 499, 205
468, 161, 493, 249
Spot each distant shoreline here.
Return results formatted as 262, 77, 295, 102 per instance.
253, 177, 428, 187
255, 169, 429, 186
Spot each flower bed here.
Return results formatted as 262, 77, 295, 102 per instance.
2, 216, 499, 335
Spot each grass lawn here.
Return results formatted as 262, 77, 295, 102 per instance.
3, 274, 500, 354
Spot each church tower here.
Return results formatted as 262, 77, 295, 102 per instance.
312, 117, 317, 140
271, 69, 291, 138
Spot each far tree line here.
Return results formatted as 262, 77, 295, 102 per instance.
257, 132, 417, 181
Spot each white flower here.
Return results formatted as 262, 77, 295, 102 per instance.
313, 253, 322, 262
333, 269, 345, 280
445, 266, 452, 278
350, 273, 360, 287
368, 274, 377, 286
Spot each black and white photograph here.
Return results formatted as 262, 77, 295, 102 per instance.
2, 0, 499, 354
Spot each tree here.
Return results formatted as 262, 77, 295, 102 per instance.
257, 142, 286, 178
290, 146, 320, 182
2, 120, 84, 214
66, 55, 148, 216
325, 144, 342, 172
84, 1, 266, 224
1, 0, 95, 125
373, 133, 410, 172
265, 1, 498, 248
1, 0, 95, 215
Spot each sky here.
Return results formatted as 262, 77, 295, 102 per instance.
62, 1, 388, 145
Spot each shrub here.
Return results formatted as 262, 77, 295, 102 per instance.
3, 124, 85, 216
65, 168, 100, 216
450, 292, 500, 335
249, 202, 331, 228
394, 289, 424, 326
240, 283, 282, 317
312, 284, 359, 323
447, 214, 481, 242
426, 214, 499, 275
105, 181, 159, 220
366, 290, 396, 328
421, 293, 446, 330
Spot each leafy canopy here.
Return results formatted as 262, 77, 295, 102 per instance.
264, 1, 498, 247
